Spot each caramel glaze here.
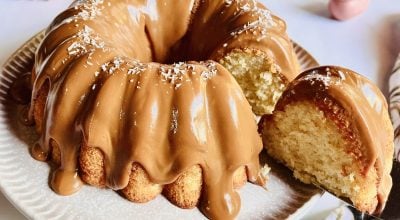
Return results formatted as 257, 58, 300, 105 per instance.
21, 0, 304, 219
271, 66, 393, 214
170, 0, 300, 81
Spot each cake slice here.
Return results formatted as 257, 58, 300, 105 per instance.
260, 66, 394, 214
219, 48, 298, 116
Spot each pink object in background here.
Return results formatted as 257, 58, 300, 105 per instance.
329, 0, 369, 20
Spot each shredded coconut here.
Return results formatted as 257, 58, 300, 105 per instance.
67, 25, 106, 57
69, 0, 104, 22
200, 61, 218, 80
302, 68, 345, 88
159, 62, 196, 89
101, 57, 124, 74
227, 0, 276, 39
127, 59, 147, 75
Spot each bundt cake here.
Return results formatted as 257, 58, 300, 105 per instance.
25, 0, 300, 219
260, 66, 394, 214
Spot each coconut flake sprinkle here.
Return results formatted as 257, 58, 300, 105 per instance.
71, 0, 104, 21
101, 57, 124, 74
200, 61, 218, 80
159, 62, 196, 89
127, 60, 147, 75
226, 0, 276, 39
67, 25, 106, 57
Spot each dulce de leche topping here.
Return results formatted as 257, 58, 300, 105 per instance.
23, 0, 293, 219
277, 66, 394, 214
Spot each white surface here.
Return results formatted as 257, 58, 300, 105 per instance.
0, 0, 399, 219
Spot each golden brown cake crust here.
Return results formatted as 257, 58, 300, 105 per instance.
79, 146, 106, 187
32, 81, 48, 134
162, 165, 203, 209
121, 163, 163, 203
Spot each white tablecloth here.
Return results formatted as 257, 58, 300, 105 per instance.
1, 0, 399, 219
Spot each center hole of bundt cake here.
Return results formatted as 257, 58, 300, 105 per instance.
147, 37, 208, 65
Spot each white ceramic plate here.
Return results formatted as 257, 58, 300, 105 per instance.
0, 31, 321, 220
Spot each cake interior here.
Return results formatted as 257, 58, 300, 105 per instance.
219, 49, 286, 115
262, 101, 378, 211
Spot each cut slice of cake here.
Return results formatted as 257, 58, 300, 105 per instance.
260, 66, 394, 214
219, 48, 294, 116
